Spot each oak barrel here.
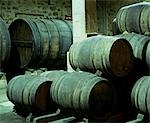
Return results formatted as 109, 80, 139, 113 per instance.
69, 35, 133, 77
7, 75, 56, 113
8, 18, 73, 69
50, 71, 116, 118
116, 2, 150, 35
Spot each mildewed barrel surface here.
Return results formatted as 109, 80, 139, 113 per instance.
69, 35, 133, 77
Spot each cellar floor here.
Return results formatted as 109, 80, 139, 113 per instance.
0, 92, 30, 123
0, 79, 29, 123
0, 85, 76, 123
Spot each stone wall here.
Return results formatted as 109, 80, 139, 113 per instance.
0, 0, 71, 24
0, 0, 149, 35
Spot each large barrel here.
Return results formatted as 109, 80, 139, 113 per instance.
0, 17, 11, 70
116, 33, 150, 62
8, 18, 73, 69
7, 75, 56, 113
69, 35, 133, 77
131, 76, 150, 114
50, 71, 116, 118
116, 2, 150, 35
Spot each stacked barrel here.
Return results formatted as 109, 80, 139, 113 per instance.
69, 35, 133, 77
115, 2, 150, 35
68, 35, 135, 121
114, 2, 150, 121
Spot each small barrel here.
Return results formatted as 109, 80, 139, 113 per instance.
8, 18, 73, 69
50, 71, 116, 118
116, 2, 150, 35
0, 17, 11, 70
131, 76, 150, 114
7, 75, 56, 113
116, 33, 150, 62
69, 35, 133, 77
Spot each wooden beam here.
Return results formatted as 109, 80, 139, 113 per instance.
86, 0, 98, 33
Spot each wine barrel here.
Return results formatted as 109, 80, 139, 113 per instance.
69, 35, 133, 77
8, 18, 73, 69
50, 72, 116, 118
7, 75, 56, 113
116, 33, 150, 62
0, 17, 11, 70
131, 76, 150, 113
116, 2, 150, 35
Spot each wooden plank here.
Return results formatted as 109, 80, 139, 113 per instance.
86, 0, 98, 33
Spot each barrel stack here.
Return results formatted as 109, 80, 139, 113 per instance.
2, 1, 150, 122
4, 9, 138, 122
68, 34, 135, 121
114, 2, 150, 122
